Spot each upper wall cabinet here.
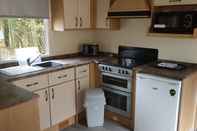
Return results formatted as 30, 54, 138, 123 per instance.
51, 0, 95, 31
96, 0, 120, 30
153, 0, 197, 6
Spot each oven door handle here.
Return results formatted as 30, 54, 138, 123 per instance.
101, 72, 132, 80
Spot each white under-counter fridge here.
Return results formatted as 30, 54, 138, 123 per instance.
135, 73, 182, 131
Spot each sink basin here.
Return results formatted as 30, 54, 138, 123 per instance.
32, 61, 64, 68
0, 65, 44, 76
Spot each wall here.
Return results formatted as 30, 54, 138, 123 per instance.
49, 30, 95, 56
95, 19, 197, 63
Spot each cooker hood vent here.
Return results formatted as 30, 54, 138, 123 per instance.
108, 0, 151, 18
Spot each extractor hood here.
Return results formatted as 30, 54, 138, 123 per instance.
108, 0, 151, 18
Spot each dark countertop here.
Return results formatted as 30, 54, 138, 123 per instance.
0, 79, 38, 110
134, 60, 197, 80
0, 54, 115, 110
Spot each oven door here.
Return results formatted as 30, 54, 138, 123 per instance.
103, 87, 131, 117
101, 72, 132, 92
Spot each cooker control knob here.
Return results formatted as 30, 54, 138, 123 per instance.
102, 66, 105, 71
118, 69, 121, 74
122, 70, 125, 74
109, 67, 112, 72
105, 67, 108, 71
125, 71, 129, 75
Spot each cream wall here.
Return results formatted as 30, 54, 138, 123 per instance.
95, 19, 197, 63
49, 30, 95, 56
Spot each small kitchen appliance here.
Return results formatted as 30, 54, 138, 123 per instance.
80, 43, 99, 56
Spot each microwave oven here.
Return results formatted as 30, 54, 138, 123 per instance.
150, 11, 197, 34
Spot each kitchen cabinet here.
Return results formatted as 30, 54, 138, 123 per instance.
76, 64, 90, 113
0, 98, 40, 131
50, 81, 76, 126
12, 67, 76, 130
77, 77, 90, 113
51, 0, 95, 31
34, 89, 51, 130
96, 0, 120, 30
12, 74, 48, 92
153, 0, 197, 6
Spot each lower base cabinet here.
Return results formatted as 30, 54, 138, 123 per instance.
50, 81, 76, 126
0, 98, 40, 131
35, 89, 51, 130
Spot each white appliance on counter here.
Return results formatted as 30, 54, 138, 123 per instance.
135, 73, 182, 131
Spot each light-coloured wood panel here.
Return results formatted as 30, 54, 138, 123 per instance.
78, 0, 91, 28
35, 89, 51, 130
12, 74, 48, 91
96, 0, 110, 29
77, 76, 90, 113
9, 99, 41, 131
63, 0, 78, 29
76, 64, 90, 79
49, 68, 75, 86
178, 72, 197, 131
50, 81, 76, 126
0, 108, 9, 131
51, 0, 65, 31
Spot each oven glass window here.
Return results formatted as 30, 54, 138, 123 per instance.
104, 89, 128, 111
103, 75, 128, 88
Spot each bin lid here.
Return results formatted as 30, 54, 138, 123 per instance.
85, 88, 105, 99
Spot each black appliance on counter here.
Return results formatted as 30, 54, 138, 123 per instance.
150, 10, 197, 34
99, 46, 158, 117
118, 46, 159, 68
80, 44, 99, 56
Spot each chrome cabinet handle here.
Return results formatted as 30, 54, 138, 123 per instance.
57, 74, 67, 79
45, 90, 48, 102
26, 82, 39, 87
52, 88, 55, 99
75, 17, 78, 27
78, 80, 81, 90
80, 17, 82, 27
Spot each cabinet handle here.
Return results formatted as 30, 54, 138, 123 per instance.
45, 90, 48, 102
78, 80, 81, 90
75, 17, 78, 27
80, 70, 87, 73
57, 74, 67, 79
26, 82, 39, 87
52, 88, 55, 99
80, 17, 82, 27
169, 0, 181, 2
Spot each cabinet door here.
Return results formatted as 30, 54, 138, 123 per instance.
78, 0, 91, 29
96, 0, 110, 29
77, 76, 90, 113
34, 89, 51, 130
50, 81, 76, 126
63, 0, 78, 29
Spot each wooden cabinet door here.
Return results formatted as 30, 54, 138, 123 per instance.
78, 0, 91, 29
77, 76, 90, 113
96, 0, 110, 29
50, 81, 76, 126
34, 89, 51, 130
63, 0, 78, 29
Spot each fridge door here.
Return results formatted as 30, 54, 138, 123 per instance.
135, 74, 182, 131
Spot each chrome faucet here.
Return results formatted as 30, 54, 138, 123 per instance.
27, 55, 41, 66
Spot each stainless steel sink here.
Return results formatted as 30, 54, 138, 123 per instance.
32, 61, 64, 68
